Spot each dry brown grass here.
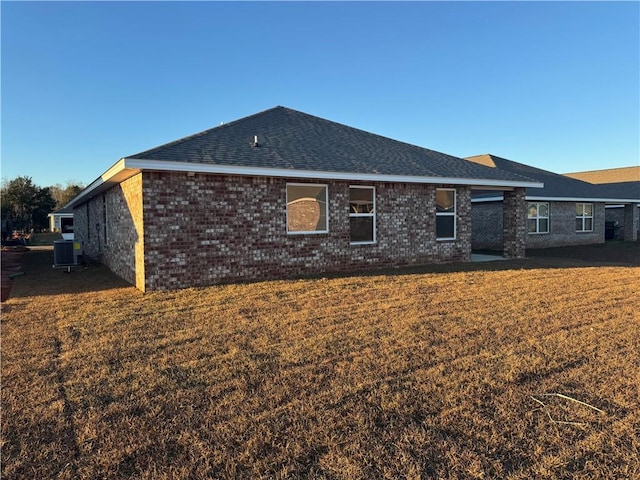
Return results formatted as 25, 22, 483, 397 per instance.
2, 245, 639, 479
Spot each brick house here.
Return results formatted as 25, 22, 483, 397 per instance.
468, 155, 639, 250
67, 107, 541, 291
564, 166, 640, 240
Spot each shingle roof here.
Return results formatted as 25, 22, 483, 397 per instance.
52, 206, 74, 214
564, 166, 640, 184
592, 181, 640, 201
126, 106, 537, 185
467, 154, 640, 202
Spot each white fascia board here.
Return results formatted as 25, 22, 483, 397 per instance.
65, 158, 141, 209
471, 196, 504, 203
526, 196, 640, 203
473, 195, 640, 204
65, 157, 544, 209
65, 177, 106, 209
124, 158, 544, 188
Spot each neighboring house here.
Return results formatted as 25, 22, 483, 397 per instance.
564, 166, 640, 184
66, 106, 541, 291
467, 154, 640, 250
48, 206, 75, 239
564, 166, 640, 240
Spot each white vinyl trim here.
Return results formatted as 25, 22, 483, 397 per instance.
436, 188, 457, 240
526, 196, 640, 203
349, 185, 376, 245
66, 157, 544, 209
286, 183, 329, 234
473, 195, 640, 204
123, 158, 543, 188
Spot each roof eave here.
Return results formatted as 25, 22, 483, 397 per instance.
65, 159, 141, 209
123, 158, 544, 188
66, 157, 544, 209
526, 195, 640, 203
473, 195, 640, 203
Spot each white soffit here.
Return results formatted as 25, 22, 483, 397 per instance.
67, 157, 544, 209
124, 158, 544, 188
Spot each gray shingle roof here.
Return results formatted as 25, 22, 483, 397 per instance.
467, 154, 640, 202
126, 106, 537, 184
593, 181, 640, 201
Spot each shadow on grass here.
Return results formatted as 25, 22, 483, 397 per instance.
527, 240, 640, 266
6, 242, 639, 299
7, 249, 132, 299
329, 254, 638, 282
317, 241, 639, 280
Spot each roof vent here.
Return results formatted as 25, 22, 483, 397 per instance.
251, 135, 260, 147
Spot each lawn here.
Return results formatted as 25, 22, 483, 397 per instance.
2, 244, 639, 479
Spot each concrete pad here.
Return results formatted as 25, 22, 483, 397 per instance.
471, 253, 507, 262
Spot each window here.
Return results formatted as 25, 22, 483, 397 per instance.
350, 186, 375, 244
576, 203, 594, 232
286, 184, 328, 234
61, 217, 74, 234
528, 202, 549, 234
436, 189, 456, 240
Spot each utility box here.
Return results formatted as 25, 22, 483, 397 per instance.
53, 240, 83, 269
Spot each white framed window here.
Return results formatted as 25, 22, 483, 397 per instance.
436, 188, 456, 240
576, 203, 594, 232
349, 186, 376, 244
286, 183, 328, 234
528, 202, 549, 234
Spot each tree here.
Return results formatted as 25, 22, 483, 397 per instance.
1, 176, 56, 232
33, 187, 57, 230
49, 182, 84, 210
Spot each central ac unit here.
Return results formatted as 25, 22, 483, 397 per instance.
53, 240, 83, 271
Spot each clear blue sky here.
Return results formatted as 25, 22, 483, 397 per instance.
2, 1, 638, 188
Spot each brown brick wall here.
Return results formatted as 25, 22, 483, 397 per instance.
606, 205, 640, 241
622, 204, 639, 241
472, 198, 606, 250
138, 172, 472, 290
471, 201, 504, 250
503, 188, 527, 258
73, 174, 145, 289
526, 201, 605, 248
75, 172, 473, 290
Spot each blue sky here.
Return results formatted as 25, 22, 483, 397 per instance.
2, 1, 638, 188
